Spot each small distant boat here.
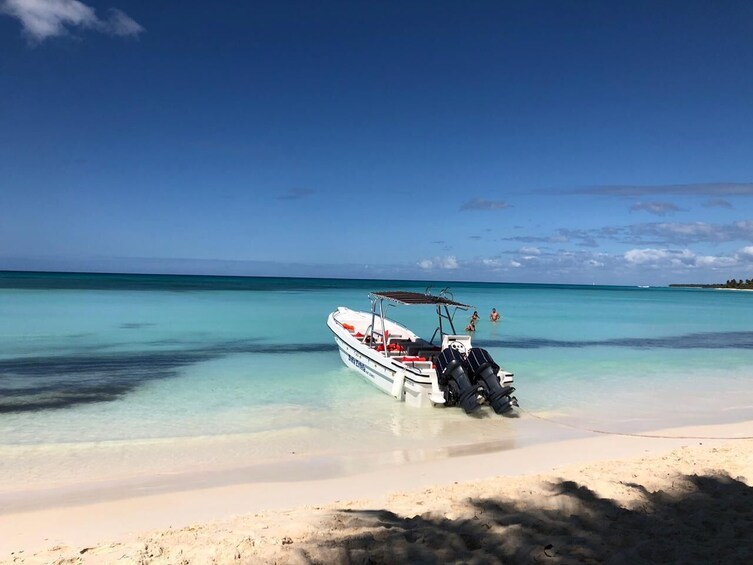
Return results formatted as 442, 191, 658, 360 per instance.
638, 285, 650, 288
326, 290, 517, 415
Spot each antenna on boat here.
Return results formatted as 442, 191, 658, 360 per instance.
439, 287, 454, 301
425, 285, 433, 296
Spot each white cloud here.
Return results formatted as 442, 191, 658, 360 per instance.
440, 256, 458, 269
519, 246, 541, 255
104, 8, 143, 36
482, 258, 503, 268
482, 250, 617, 275
624, 248, 697, 267
0, 0, 143, 41
630, 201, 682, 216
555, 220, 753, 247
657, 223, 717, 238
695, 255, 737, 268
624, 248, 672, 265
416, 256, 458, 270
410, 245, 748, 284
637, 220, 753, 244
624, 247, 746, 271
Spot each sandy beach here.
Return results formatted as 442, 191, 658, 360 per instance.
3, 417, 752, 564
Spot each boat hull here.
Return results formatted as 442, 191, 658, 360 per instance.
327, 309, 442, 408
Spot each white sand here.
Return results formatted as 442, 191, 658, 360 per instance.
2, 418, 753, 564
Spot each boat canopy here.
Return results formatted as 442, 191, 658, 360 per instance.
370, 291, 472, 310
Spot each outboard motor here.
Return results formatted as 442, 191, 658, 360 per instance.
467, 348, 516, 414
434, 347, 480, 413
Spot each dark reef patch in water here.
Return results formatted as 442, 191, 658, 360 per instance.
4, 330, 751, 414
0, 340, 337, 414
478, 331, 753, 350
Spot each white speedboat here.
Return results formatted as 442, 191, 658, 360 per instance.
326, 290, 517, 414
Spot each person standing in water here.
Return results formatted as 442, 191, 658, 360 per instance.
490, 308, 500, 322
466, 311, 479, 331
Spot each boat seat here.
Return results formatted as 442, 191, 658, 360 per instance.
405, 343, 439, 356
415, 350, 440, 362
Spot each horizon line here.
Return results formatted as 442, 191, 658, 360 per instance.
0, 269, 653, 289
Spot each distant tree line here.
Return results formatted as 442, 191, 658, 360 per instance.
669, 278, 753, 289
723, 278, 753, 289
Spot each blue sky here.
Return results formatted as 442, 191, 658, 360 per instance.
2, 1, 753, 285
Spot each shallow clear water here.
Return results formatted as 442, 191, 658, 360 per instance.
2, 273, 753, 496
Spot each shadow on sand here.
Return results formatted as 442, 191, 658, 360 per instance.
306, 473, 753, 564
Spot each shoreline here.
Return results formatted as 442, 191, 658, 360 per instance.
6, 402, 752, 514
2, 417, 752, 562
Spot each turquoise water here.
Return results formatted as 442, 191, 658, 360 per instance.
2, 272, 753, 496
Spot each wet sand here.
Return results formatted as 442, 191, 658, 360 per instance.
2, 418, 752, 563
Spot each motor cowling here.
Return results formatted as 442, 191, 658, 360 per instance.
434, 347, 480, 413
466, 347, 516, 414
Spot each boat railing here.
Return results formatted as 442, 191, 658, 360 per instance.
362, 324, 372, 344
363, 324, 386, 345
